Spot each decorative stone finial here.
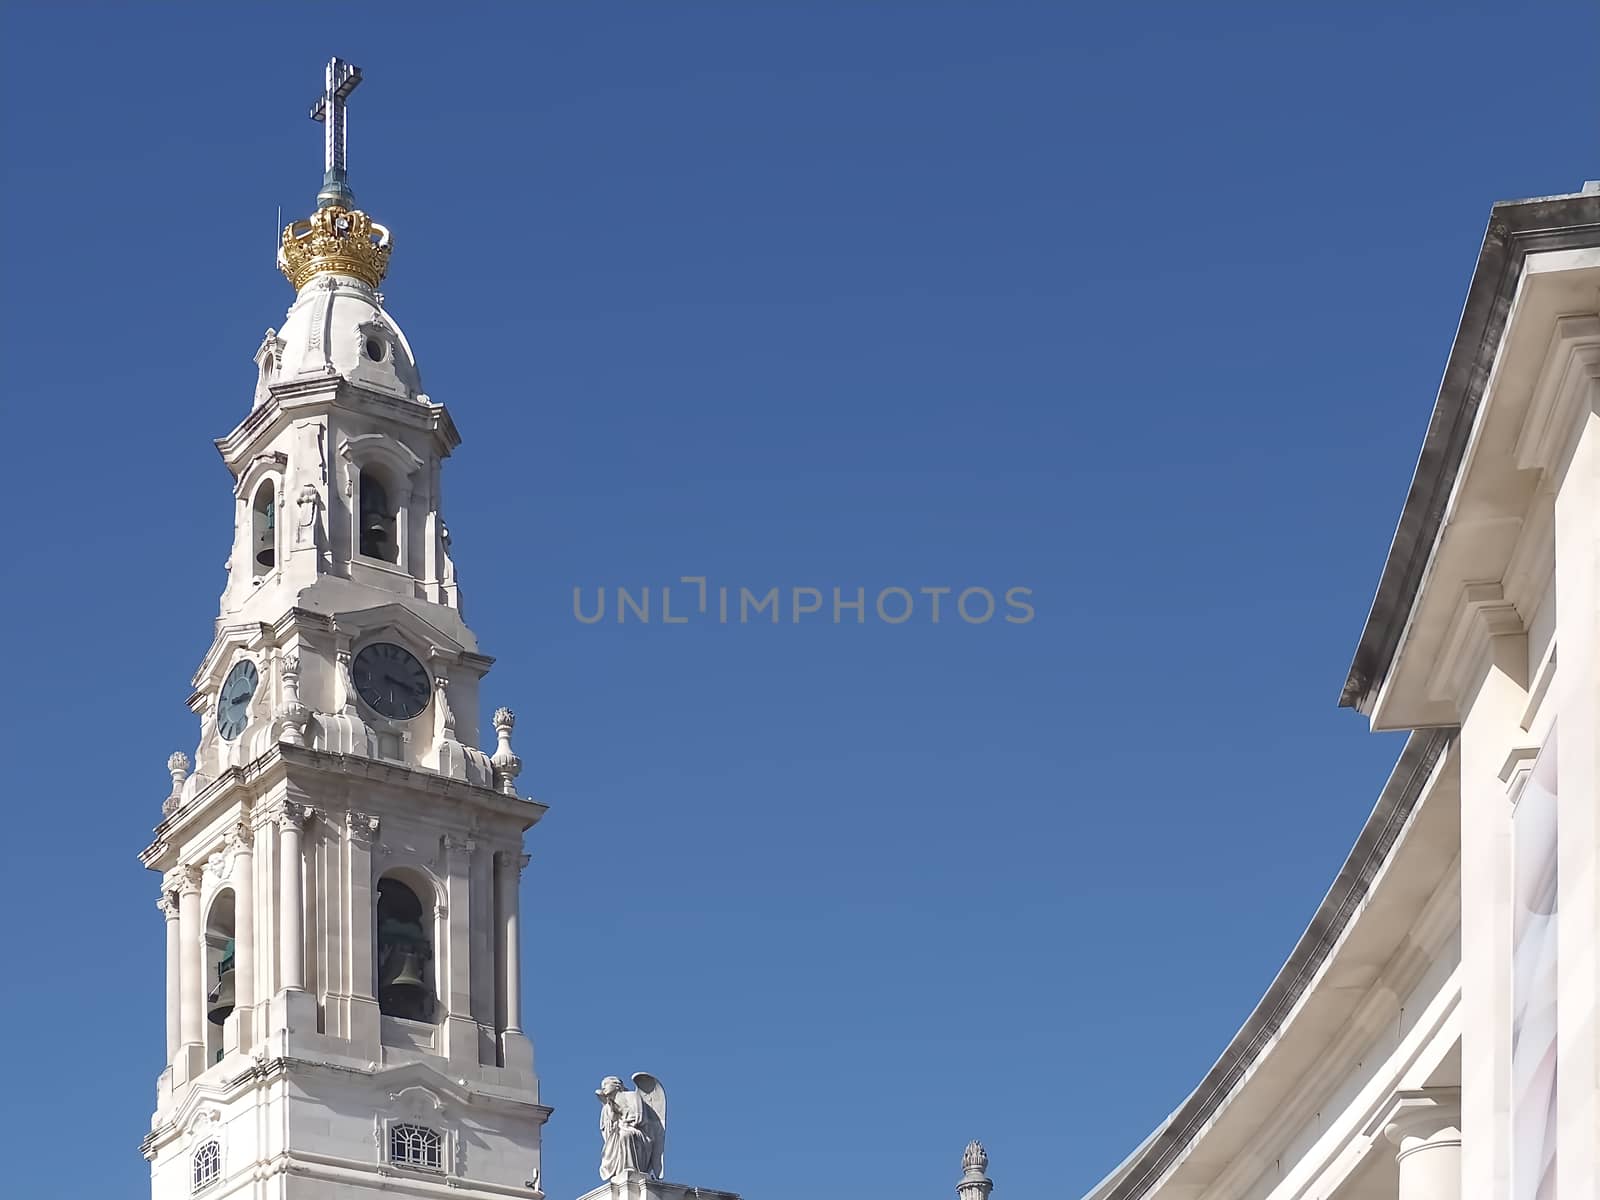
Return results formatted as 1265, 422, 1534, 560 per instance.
490, 707, 522, 797
958, 1140, 993, 1200
163, 751, 190, 816
275, 653, 311, 747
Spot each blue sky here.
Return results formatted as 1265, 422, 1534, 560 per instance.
1, 4, 1595, 1198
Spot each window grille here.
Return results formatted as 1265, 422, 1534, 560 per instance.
389, 1122, 443, 1172
192, 1140, 221, 1192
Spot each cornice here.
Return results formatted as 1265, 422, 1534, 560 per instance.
143, 742, 544, 863
1094, 727, 1455, 1200
1342, 190, 1600, 713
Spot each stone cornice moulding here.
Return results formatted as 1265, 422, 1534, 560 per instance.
1200, 969, 1463, 1200
1090, 728, 1456, 1200
1514, 314, 1600, 476
1423, 581, 1526, 709
1192, 846, 1464, 1199
143, 740, 543, 863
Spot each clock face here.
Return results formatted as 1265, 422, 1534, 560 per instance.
217, 660, 259, 741
352, 642, 431, 721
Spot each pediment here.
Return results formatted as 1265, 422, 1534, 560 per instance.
191, 621, 275, 691
335, 602, 476, 665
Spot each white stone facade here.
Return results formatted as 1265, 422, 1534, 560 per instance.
1081, 185, 1600, 1200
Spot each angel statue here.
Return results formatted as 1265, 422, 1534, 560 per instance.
597, 1073, 666, 1182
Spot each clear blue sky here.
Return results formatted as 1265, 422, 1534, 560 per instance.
1, 4, 1594, 1198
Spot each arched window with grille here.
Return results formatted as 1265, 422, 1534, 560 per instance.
191, 1139, 221, 1193
389, 1123, 443, 1172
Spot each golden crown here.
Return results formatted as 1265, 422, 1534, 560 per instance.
278, 205, 392, 290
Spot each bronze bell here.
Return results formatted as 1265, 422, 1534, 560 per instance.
256, 503, 276, 567
207, 967, 235, 1026
378, 948, 429, 1019
380, 947, 426, 991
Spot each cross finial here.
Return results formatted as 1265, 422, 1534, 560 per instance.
310, 56, 363, 209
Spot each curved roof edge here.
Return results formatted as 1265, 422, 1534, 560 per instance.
1081, 726, 1454, 1200
1341, 190, 1600, 712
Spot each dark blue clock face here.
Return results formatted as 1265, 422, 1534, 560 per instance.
352, 641, 431, 721
217, 660, 259, 741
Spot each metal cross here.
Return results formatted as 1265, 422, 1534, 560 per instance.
310, 57, 362, 208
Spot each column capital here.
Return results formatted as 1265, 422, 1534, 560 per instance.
278, 800, 313, 830
157, 891, 180, 920
495, 849, 531, 872
168, 864, 204, 895
347, 810, 380, 844
1380, 1087, 1462, 1152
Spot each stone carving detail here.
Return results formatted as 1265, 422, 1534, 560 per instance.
157, 891, 179, 920
490, 707, 522, 797
597, 1074, 665, 1182
164, 751, 190, 816
347, 810, 381, 846
435, 672, 456, 739
294, 485, 324, 552
205, 849, 233, 884
279, 801, 312, 830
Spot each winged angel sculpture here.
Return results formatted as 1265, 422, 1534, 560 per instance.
597, 1073, 666, 1182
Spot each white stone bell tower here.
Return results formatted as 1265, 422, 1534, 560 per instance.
140, 58, 548, 1199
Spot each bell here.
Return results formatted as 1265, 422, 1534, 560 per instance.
256, 501, 276, 567
207, 967, 235, 1026
378, 948, 428, 1018
380, 948, 426, 992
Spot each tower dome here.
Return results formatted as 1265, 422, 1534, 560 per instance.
267, 272, 423, 401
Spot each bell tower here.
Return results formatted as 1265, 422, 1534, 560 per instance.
140, 58, 548, 1198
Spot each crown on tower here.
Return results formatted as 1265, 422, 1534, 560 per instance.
277, 205, 392, 290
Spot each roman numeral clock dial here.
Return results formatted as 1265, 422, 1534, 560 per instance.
351, 642, 432, 721
216, 659, 259, 741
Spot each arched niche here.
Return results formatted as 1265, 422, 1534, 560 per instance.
375, 871, 437, 1023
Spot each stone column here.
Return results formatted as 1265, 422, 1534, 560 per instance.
231, 822, 255, 1048
1552, 395, 1600, 1198
442, 833, 478, 1068
346, 811, 382, 1049
176, 866, 205, 1069
495, 851, 530, 1035
1384, 1088, 1461, 1200
1443, 591, 1526, 1200
159, 890, 181, 1061
278, 804, 309, 991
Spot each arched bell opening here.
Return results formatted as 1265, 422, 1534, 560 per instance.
358, 468, 398, 563
204, 889, 236, 1065
376, 875, 435, 1023
251, 480, 277, 575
